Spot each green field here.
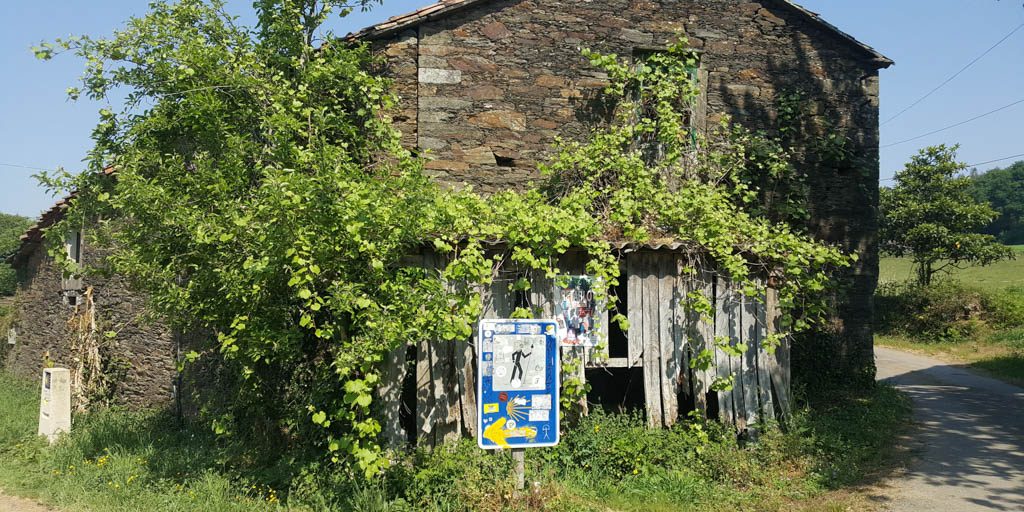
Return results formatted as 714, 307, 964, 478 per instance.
878, 245, 1024, 291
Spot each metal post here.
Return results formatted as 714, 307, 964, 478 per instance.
513, 448, 525, 490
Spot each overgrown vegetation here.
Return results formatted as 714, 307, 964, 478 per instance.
33, 0, 855, 477
0, 371, 910, 512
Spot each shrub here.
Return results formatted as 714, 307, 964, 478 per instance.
876, 281, 992, 341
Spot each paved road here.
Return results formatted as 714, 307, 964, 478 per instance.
875, 346, 1024, 511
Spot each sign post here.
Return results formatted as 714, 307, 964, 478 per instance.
477, 319, 560, 488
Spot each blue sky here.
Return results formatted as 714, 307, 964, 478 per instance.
1, 0, 1022, 218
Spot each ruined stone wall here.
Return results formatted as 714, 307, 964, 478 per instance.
369, 0, 883, 383
2, 241, 177, 409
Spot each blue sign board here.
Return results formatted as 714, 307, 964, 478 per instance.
477, 319, 560, 449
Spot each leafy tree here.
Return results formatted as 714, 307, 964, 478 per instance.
0, 213, 34, 296
969, 160, 1024, 244
36, 0, 852, 478
880, 145, 1013, 285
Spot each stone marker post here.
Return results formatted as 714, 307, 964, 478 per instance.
38, 368, 71, 443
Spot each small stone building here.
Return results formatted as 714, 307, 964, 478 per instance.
3, 0, 890, 441
3, 197, 179, 410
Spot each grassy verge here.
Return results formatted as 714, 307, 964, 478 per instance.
0, 370, 910, 512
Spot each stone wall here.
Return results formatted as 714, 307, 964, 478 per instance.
2, 239, 177, 409
367, 0, 884, 384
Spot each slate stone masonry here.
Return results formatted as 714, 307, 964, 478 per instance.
369, 0, 886, 383
3, 242, 177, 409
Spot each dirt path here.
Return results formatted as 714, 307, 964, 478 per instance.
0, 490, 54, 512
874, 346, 1024, 511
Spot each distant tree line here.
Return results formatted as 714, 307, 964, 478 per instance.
969, 160, 1024, 245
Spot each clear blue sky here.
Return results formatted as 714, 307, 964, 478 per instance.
2, 0, 1022, 218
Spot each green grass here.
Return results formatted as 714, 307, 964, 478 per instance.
878, 245, 1024, 291
0, 373, 289, 512
0, 369, 912, 512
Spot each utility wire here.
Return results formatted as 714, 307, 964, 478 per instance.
880, 152, 1024, 182
882, 21, 1024, 126
967, 152, 1024, 168
0, 162, 59, 172
881, 97, 1024, 149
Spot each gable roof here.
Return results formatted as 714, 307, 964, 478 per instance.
6, 167, 116, 267
349, 0, 893, 68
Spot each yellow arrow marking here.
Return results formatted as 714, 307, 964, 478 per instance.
484, 417, 511, 448
483, 418, 539, 448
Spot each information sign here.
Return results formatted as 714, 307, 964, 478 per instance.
477, 319, 560, 449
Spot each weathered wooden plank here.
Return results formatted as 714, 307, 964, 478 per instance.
741, 293, 760, 429
378, 342, 408, 449
430, 338, 461, 445
765, 287, 792, 420
754, 289, 774, 423
687, 267, 714, 414
456, 338, 477, 438
674, 256, 690, 402
415, 336, 435, 445
642, 252, 663, 428
658, 254, 681, 427
714, 275, 735, 426
627, 253, 644, 368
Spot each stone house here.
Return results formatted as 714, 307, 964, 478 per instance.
360, 0, 890, 443
3, 0, 890, 442
4, 194, 179, 410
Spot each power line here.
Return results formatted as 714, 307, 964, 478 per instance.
882, 21, 1024, 126
0, 162, 60, 172
967, 152, 1024, 168
879, 152, 1024, 182
881, 97, 1024, 149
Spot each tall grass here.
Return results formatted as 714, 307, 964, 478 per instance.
0, 370, 910, 512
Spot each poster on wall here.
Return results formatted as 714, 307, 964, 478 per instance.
477, 319, 560, 450
553, 275, 604, 347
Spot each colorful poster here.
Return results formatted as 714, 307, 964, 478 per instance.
477, 319, 560, 450
554, 276, 603, 347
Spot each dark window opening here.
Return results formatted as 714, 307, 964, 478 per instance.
495, 155, 516, 168
607, 275, 628, 358
586, 367, 645, 413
